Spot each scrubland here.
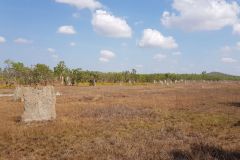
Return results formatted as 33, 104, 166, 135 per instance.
0, 82, 239, 160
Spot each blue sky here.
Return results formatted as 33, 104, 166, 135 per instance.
1, 0, 240, 75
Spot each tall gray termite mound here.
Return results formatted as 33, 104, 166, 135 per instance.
21, 86, 56, 122
13, 86, 24, 102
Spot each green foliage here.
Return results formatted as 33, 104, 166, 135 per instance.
2, 60, 32, 85
1, 60, 240, 86
32, 64, 54, 84
54, 61, 68, 78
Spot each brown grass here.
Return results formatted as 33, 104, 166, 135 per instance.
0, 82, 239, 160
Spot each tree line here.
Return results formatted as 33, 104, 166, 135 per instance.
1, 60, 240, 86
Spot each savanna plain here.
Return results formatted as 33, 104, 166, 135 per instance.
0, 82, 239, 160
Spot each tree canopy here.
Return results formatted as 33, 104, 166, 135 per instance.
1, 60, 240, 86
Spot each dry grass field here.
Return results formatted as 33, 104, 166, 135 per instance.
0, 82, 239, 160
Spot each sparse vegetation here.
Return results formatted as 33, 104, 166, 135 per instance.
0, 83, 239, 159
1, 60, 240, 87
2, 0, 240, 159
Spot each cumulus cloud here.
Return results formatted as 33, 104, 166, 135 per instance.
57, 25, 76, 35
55, 0, 102, 10
221, 57, 237, 63
99, 50, 115, 62
92, 10, 132, 38
0, 36, 6, 43
14, 38, 32, 44
220, 43, 240, 64
161, 0, 240, 31
233, 23, 240, 35
153, 54, 167, 61
138, 29, 178, 49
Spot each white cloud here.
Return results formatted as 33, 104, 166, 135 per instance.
153, 54, 167, 61
99, 50, 115, 62
161, 0, 240, 31
92, 10, 132, 38
14, 38, 32, 44
99, 57, 109, 62
0, 36, 6, 43
55, 0, 102, 10
57, 25, 76, 35
138, 29, 178, 49
221, 57, 237, 63
233, 23, 240, 35
70, 42, 76, 46
47, 48, 56, 53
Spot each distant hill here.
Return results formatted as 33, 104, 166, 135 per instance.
207, 72, 238, 77
206, 72, 240, 80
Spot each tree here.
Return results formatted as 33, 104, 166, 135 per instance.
54, 61, 68, 84
131, 69, 137, 75
123, 71, 131, 82
131, 69, 137, 83
3, 60, 15, 84
11, 62, 29, 84
33, 64, 54, 85
69, 68, 82, 85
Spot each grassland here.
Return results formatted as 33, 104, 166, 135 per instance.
0, 82, 239, 160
